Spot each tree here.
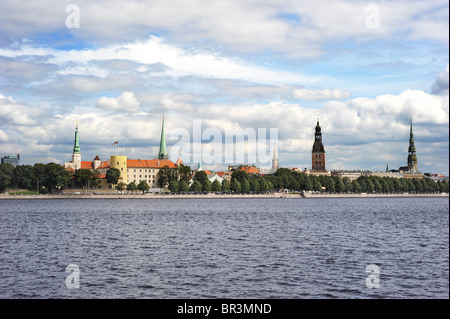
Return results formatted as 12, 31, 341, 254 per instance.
258, 178, 269, 192
138, 180, 150, 194
312, 178, 322, 192
74, 168, 94, 188
342, 177, 352, 192
168, 180, 179, 192
0, 163, 14, 193
211, 179, 222, 192
38, 163, 70, 192
13, 165, 35, 190
230, 178, 241, 193
202, 179, 212, 192
231, 170, 249, 183
157, 166, 178, 188
249, 178, 260, 192
106, 168, 121, 185
241, 178, 251, 193
117, 182, 126, 191
179, 180, 189, 192
189, 180, 202, 192
266, 180, 274, 192
178, 164, 192, 183
333, 176, 345, 193
127, 182, 138, 194
193, 171, 208, 185
221, 179, 230, 192
352, 180, 362, 193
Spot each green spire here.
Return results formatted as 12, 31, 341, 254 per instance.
386, 163, 389, 172
73, 125, 80, 154
197, 159, 202, 171
158, 115, 168, 159
410, 117, 413, 134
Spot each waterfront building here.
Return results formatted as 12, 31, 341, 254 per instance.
64, 117, 176, 190
1, 154, 20, 167
331, 169, 371, 181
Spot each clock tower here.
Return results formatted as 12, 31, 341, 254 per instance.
312, 117, 325, 171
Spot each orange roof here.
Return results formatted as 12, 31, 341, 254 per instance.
204, 170, 213, 175
240, 166, 260, 174
216, 171, 225, 177
81, 161, 94, 169
127, 158, 177, 169
95, 174, 106, 179
97, 161, 110, 169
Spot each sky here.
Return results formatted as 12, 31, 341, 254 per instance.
0, 0, 448, 174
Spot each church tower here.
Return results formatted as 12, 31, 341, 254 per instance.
407, 118, 418, 173
158, 115, 168, 159
72, 125, 81, 170
272, 144, 279, 170
312, 117, 325, 171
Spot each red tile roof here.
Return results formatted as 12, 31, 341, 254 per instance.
216, 171, 225, 177
81, 161, 94, 169
240, 166, 260, 174
127, 158, 177, 169
204, 170, 213, 175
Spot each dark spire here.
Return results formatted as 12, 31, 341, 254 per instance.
407, 117, 418, 173
312, 118, 325, 153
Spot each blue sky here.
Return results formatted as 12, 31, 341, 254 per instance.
0, 0, 448, 174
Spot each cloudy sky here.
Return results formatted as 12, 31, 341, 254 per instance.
0, 0, 448, 174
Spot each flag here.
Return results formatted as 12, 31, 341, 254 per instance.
113, 141, 118, 146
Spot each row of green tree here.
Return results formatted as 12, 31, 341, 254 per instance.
0, 163, 125, 193
1, 162, 448, 194
265, 168, 449, 194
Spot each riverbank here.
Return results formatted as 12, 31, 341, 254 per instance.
0, 193, 448, 199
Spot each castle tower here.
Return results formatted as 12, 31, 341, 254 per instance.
272, 145, 279, 170
72, 125, 81, 170
312, 117, 325, 171
407, 118, 418, 173
110, 155, 128, 185
158, 115, 168, 159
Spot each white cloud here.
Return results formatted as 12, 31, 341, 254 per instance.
293, 88, 351, 101
95, 91, 140, 112
0, 129, 8, 142
431, 64, 449, 96
0, 94, 38, 126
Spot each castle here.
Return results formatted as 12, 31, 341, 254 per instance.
65, 117, 177, 190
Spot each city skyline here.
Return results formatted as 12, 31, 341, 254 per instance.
0, 1, 448, 174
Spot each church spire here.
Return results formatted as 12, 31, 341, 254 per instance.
158, 115, 168, 159
407, 117, 418, 173
272, 144, 279, 170
73, 124, 80, 154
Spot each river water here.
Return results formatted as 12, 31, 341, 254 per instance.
0, 197, 448, 298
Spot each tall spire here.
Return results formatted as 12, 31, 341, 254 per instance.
158, 115, 168, 159
73, 124, 80, 154
272, 144, 279, 170
407, 117, 418, 173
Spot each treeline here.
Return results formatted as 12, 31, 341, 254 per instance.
265, 168, 449, 194
1, 162, 448, 194
0, 163, 124, 193
0, 163, 71, 193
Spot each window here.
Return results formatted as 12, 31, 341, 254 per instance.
319, 161, 321, 165
316, 161, 318, 165
145, 175, 147, 178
